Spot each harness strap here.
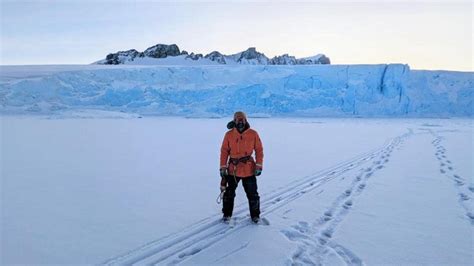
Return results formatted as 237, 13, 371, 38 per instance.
228, 155, 252, 165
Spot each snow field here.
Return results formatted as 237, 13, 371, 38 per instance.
2, 117, 472, 264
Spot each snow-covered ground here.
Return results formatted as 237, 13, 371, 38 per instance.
2, 117, 472, 265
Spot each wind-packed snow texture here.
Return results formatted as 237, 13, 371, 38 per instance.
0, 64, 472, 117
2, 118, 473, 265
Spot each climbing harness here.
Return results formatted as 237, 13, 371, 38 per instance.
217, 156, 252, 204
228, 155, 252, 166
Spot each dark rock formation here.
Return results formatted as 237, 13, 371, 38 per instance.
204, 51, 226, 64
96, 44, 330, 65
143, 44, 180, 58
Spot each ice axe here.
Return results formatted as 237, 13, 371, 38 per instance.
216, 177, 227, 204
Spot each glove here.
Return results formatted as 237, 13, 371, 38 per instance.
220, 177, 227, 192
220, 167, 227, 178
255, 168, 262, 177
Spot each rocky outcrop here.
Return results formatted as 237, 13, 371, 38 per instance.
235, 47, 269, 64
143, 44, 180, 58
95, 43, 330, 65
186, 53, 203, 60
296, 54, 331, 65
204, 51, 226, 64
270, 54, 297, 65
318, 55, 331, 64
103, 49, 141, 65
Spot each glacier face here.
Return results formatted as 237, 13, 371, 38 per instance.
0, 64, 472, 117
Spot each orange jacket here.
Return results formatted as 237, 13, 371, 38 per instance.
220, 127, 264, 178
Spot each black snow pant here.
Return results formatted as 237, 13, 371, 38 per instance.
222, 175, 260, 218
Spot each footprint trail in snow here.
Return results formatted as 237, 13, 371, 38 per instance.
281, 130, 412, 265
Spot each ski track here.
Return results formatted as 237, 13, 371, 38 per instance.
281, 130, 413, 266
101, 130, 412, 265
211, 241, 250, 263
430, 133, 474, 224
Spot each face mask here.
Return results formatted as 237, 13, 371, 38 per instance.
236, 119, 245, 131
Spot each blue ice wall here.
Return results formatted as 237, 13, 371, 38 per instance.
1, 64, 472, 117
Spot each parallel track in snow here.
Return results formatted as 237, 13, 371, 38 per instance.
101, 132, 410, 265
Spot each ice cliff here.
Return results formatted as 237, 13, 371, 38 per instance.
0, 64, 472, 117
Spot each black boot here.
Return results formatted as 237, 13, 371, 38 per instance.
222, 216, 231, 223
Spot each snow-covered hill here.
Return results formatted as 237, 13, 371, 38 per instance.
93, 44, 331, 65
0, 64, 472, 117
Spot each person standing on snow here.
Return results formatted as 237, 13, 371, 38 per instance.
219, 111, 264, 223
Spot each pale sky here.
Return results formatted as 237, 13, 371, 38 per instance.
0, 0, 472, 71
